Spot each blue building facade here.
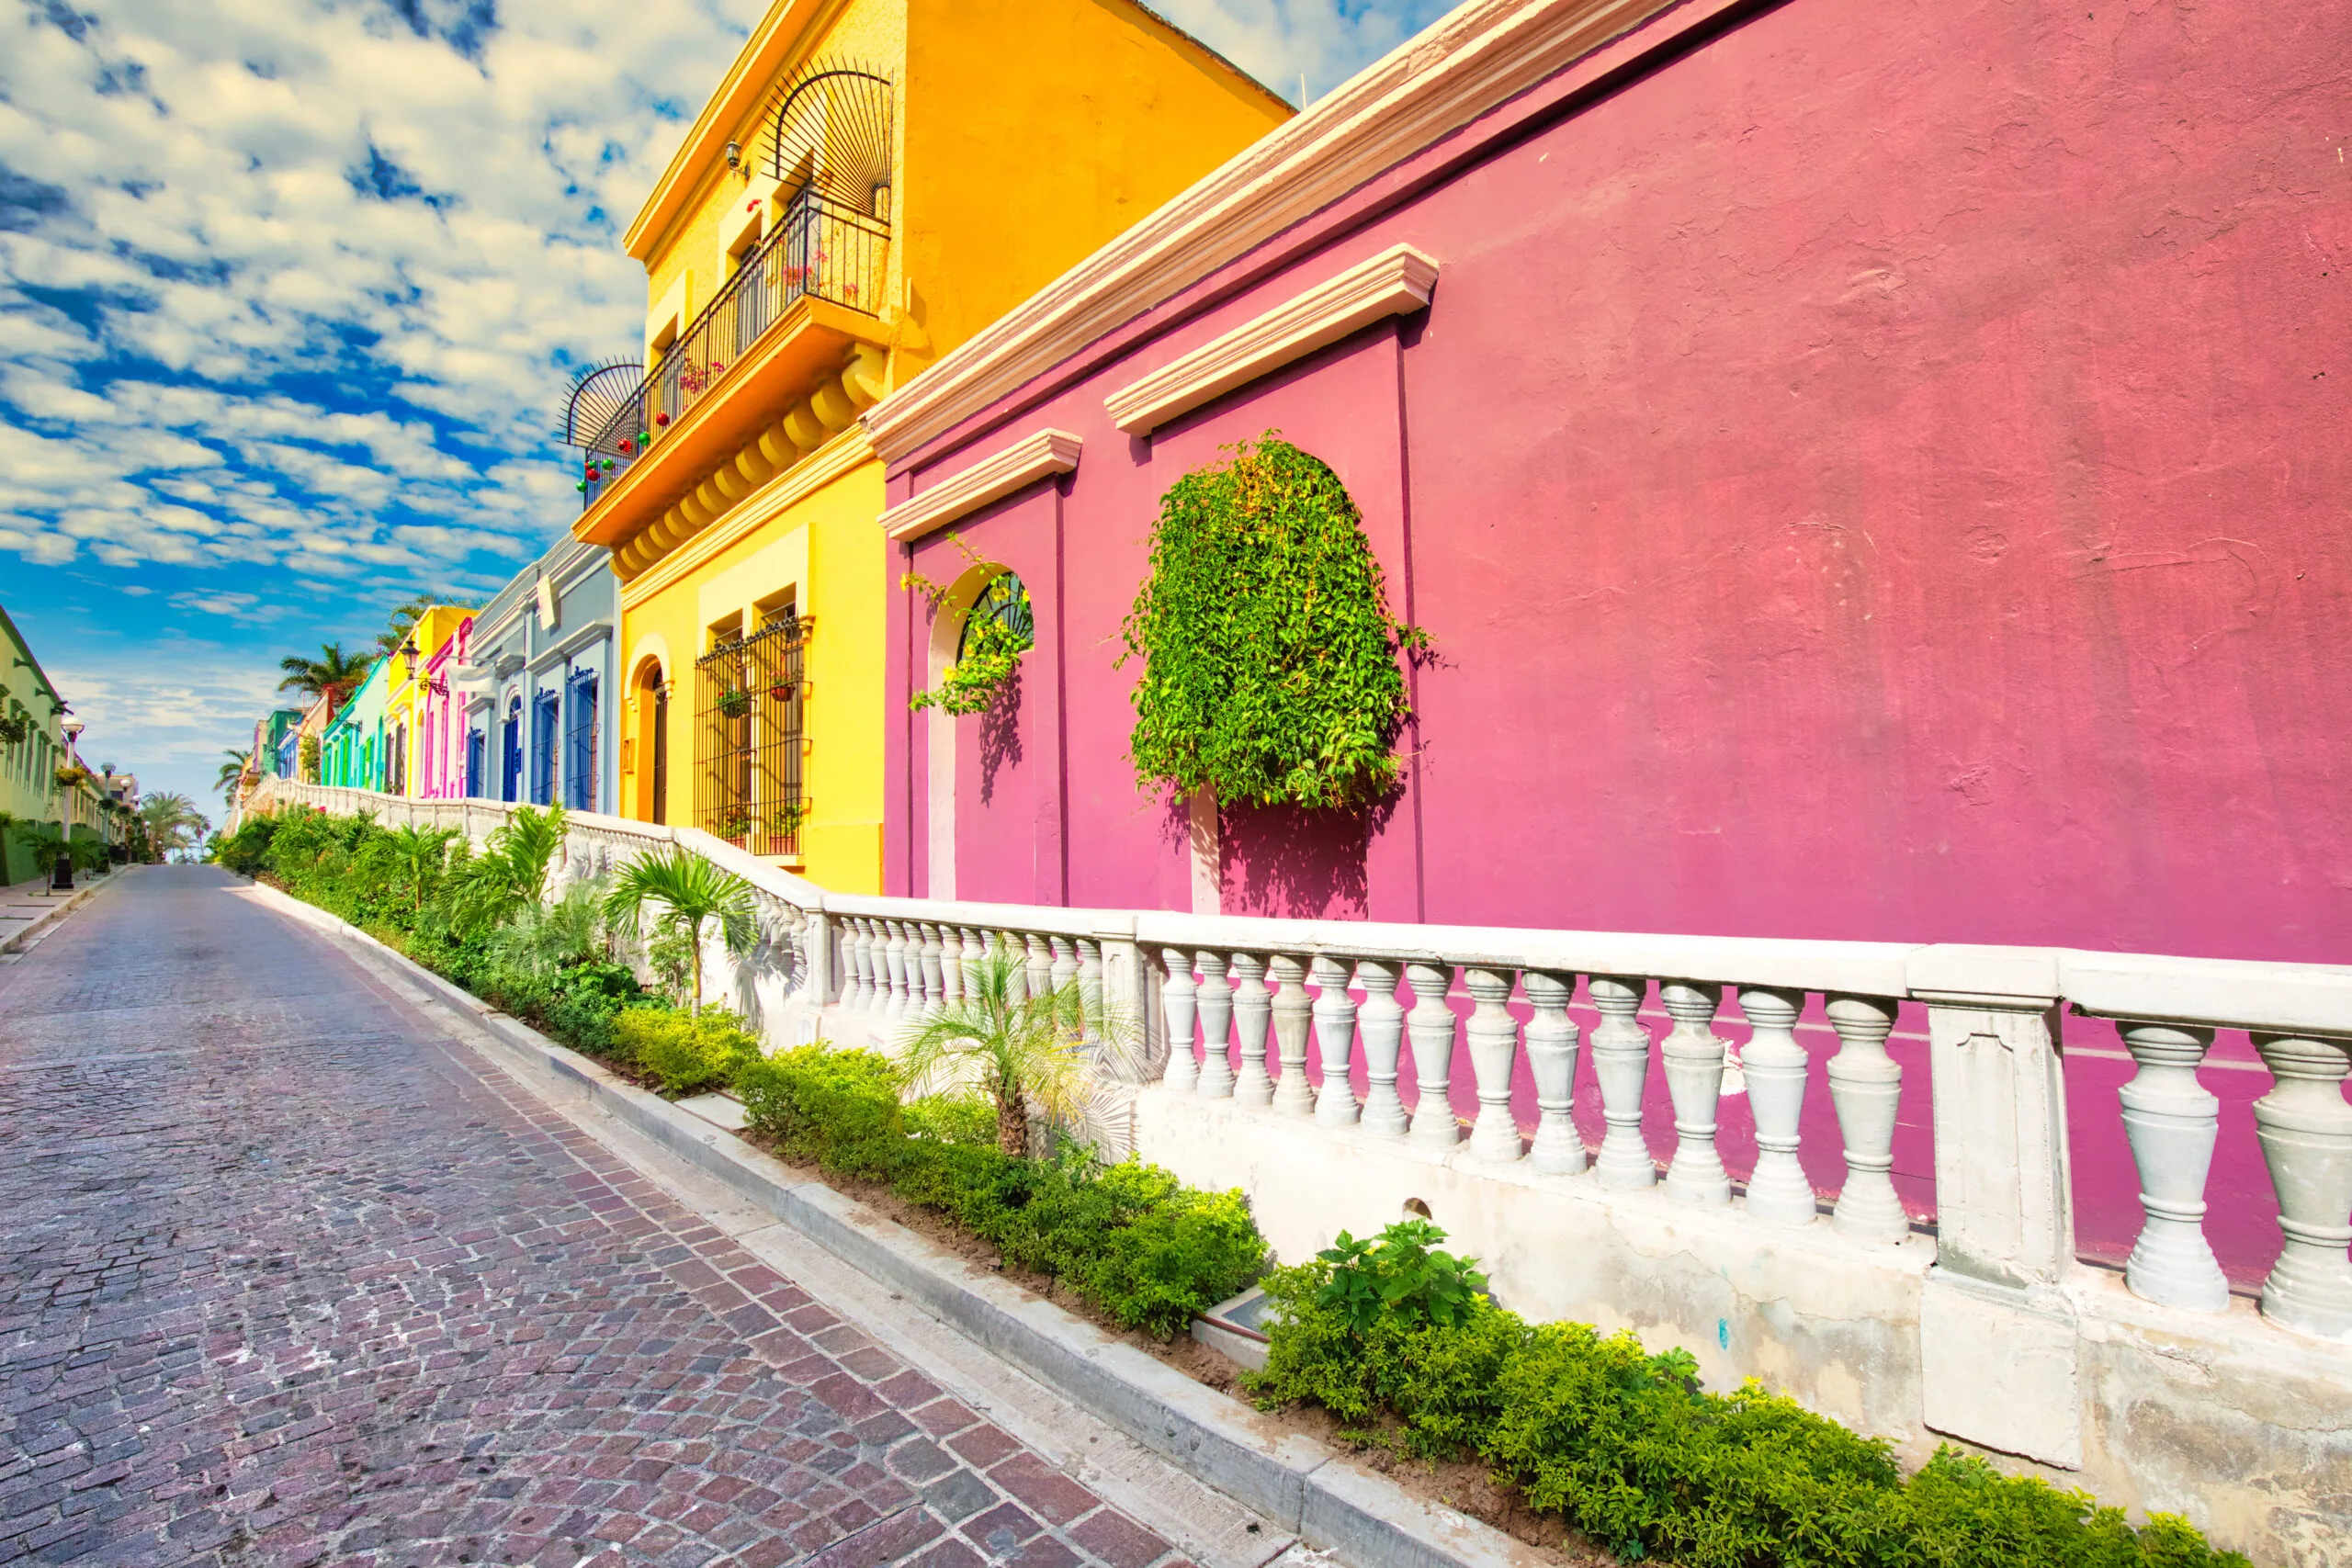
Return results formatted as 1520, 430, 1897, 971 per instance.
457, 535, 617, 814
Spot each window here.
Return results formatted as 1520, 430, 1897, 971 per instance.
694, 615, 805, 853
650, 683, 668, 827
501, 698, 522, 803
465, 727, 485, 798
564, 670, 598, 812
530, 692, 559, 807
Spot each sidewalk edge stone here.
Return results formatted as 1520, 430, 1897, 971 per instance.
1, 868, 128, 955
238, 878, 1542, 1568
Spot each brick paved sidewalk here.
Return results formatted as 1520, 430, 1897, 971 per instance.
0, 867, 1197, 1568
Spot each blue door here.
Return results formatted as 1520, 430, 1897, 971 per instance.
465, 728, 485, 798
564, 671, 598, 811
501, 701, 522, 802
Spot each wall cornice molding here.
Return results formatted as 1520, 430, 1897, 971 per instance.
880, 430, 1083, 543
859, 0, 1683, 468
620, 426, 874, 610
1102, 246, 1436, 436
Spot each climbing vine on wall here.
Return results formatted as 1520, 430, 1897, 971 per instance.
1119, 434, 1427, 811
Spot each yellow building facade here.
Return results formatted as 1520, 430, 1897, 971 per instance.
381, 605, 477, 799
576, 0, 1290, 890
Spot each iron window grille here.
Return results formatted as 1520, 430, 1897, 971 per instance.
564, 670, 599, 813
530, 693, 559, 807
694, 617, 807, 855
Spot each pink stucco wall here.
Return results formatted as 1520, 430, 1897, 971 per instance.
416, 618, 474, 801
881, 0, 2348, 1278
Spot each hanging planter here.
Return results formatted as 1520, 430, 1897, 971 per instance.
716, 689, 752, 720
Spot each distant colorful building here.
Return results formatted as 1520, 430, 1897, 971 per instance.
379, 606, 474, 799
457, 534, 617, 811
569, 0, 1292, 886
320, 659, 390, 793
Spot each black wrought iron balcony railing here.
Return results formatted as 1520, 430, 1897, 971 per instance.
577, 189, 888, 510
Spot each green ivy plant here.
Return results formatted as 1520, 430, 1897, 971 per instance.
1119, 434, 1427, 810
904, 536, 1035, 716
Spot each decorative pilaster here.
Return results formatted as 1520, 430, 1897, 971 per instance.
1269, 955, 1315, 1117
1589, 975, 1656, 1189
1739, 987, 1815, 1225
1310, 954, 1361, 1128
2116, 1021, 2227, 1311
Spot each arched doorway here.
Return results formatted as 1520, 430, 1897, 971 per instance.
632, 658, 668, 824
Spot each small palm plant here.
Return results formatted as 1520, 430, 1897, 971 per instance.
602, 845, 758, 1012
895, 946, 1137, 1157
383, 825, 458, 914
448, 805, 566, 933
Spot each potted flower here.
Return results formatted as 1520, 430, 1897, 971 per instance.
717, 689, 751, 719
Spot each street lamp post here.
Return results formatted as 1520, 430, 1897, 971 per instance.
53, 717, 83, 892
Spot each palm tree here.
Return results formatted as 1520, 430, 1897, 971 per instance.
277, 642, 373, 705
376, 595, 440, 661
215, 749, 253, 803
383, 824, 458, 913
138, 794, 206, 861
894, 947, 1136, 1157
602, 845, 757, 1013
448, 805, 567, 933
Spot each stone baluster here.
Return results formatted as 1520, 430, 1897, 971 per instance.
839, 919, 866, 1010
2250, 1032, 2352, 1338
937, 925, 965, 1010
1024, 931, 1054, 1000
1826, 995, 1907, 1243
917, 923, 946, 1019
961, 927, 987, 998
1309, 954, 1360, 1128
1589, 975, 1656, 1189
1464, 967, 1524, 1163
885, 921, 912, 1023
2114, 1021, 2226, 1311
1230, 953, 1274, 1107
993, 931, 1026, 1005
1660, 981, 1730, 1206
1268, 955, 1315, 1117
1159, 947, 1200, 1094
1406, 962, 1460, 1149
1078, 937, 1104, 1041
1049, 934, 1080, 1002
1523, 969, 1585, 1175
860, 919, 887, 1014
1194, 950, 1236, 1099
1357, 959, 1408, 1136
1739, 987, 1815, 1225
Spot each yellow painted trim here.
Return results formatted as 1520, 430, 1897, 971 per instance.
623, 425, 875, 610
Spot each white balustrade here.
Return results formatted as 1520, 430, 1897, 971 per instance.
268, 777, 2352, 1356
1464, 967, 1523, 1163
1309, 954, 1360, 1128
1406, 962, 1459, 1148
2116, 1021, 2227, 1311
1739, 987, 1815, 1224
1231, 953, 1274, 1107
1589, 975, 1656, 1189
1160, 947, 1200, 1094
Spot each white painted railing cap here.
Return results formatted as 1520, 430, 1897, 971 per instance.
1904, 945, 2064, 1006
2058, 951, 2352, 1038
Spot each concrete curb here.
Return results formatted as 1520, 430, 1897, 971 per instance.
0, 867, 125, 955
244, 880, 1539, 1568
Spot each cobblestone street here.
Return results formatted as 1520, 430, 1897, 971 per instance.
0, 869, 1196, 1568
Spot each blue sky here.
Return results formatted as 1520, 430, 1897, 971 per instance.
0, 0, 1449, 816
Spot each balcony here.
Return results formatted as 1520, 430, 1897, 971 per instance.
571, 188, 890, 552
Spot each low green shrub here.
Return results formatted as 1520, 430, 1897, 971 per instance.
1249, 1222, 2250, 1568
615, 1007, 761, 1097
736, 1043, 1264, 1338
